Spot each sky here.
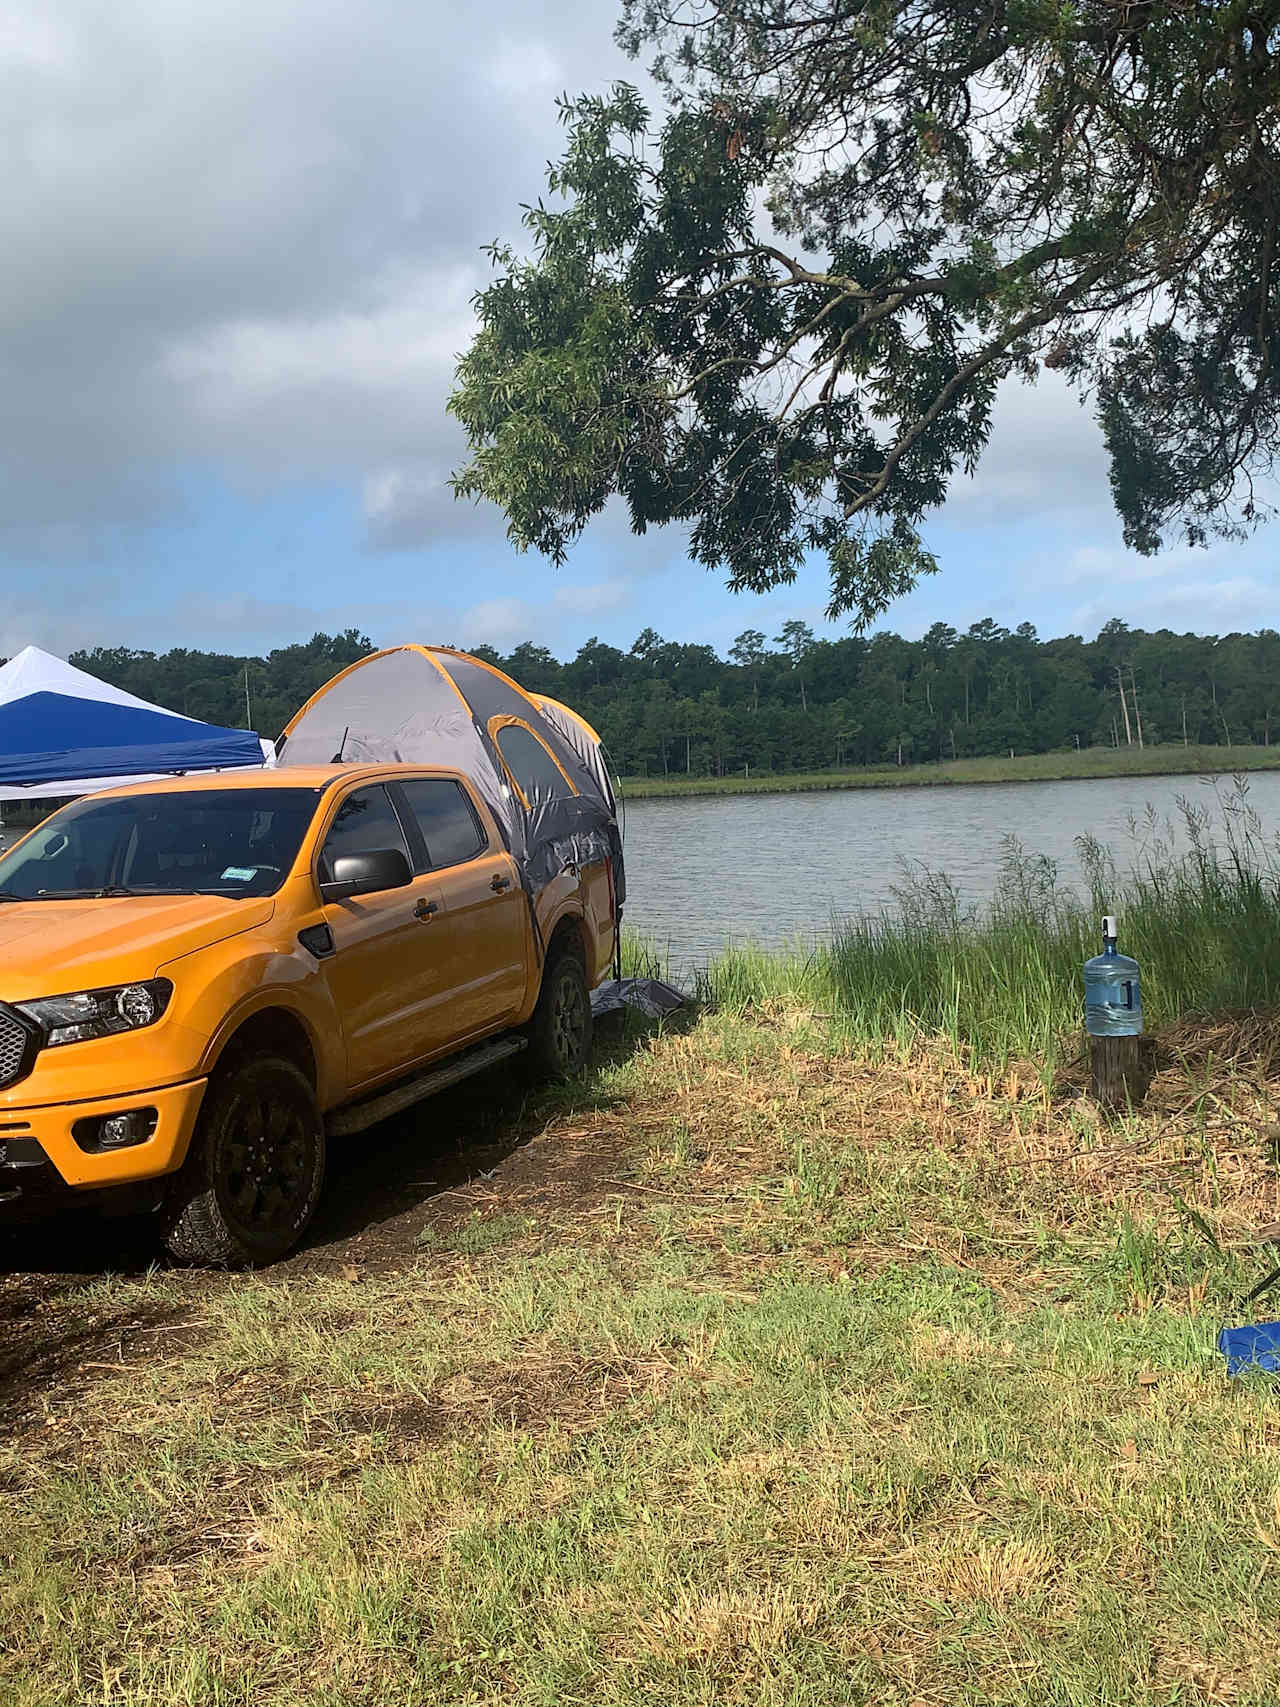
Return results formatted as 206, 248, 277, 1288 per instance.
1, 0, 1275, 668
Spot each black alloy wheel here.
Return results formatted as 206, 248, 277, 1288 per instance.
163, 1054, 325, 1266
528, 945, 593, 1080
218, 1088, 313, 1238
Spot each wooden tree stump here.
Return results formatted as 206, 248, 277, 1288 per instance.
1089, 1033, 1154, 1114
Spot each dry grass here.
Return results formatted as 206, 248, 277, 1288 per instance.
623, 1012, 1280, 1281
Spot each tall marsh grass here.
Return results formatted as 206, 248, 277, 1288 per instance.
694, 779, 1280, 1066
621, 742, 1280, 799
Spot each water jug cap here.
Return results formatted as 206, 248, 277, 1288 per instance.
1102, 914, 1117, 939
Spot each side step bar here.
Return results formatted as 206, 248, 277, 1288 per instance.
326, 1035, 528, 1138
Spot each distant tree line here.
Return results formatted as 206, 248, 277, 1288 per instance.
57, 618, 1280, 779
65, 631, 376, 758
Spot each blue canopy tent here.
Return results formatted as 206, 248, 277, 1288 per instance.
0, 647, 267, 800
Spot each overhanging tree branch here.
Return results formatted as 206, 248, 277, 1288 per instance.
451, 1, 1280, 623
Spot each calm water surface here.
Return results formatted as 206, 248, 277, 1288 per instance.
619, 770, 1280, 965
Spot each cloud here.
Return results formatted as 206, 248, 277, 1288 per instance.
448, 579, 636, 653
946, 373, 1111, 524
1072, 571, 1278, 636
0, 0, 636, 553
1055, 538, 1279, 635
162, 262, 475, 464
456, 597, 540, 652
361, 453, 501, 552
1061, 544, 1167, 585
0, 581, 125, 662
553, 578, 631, 616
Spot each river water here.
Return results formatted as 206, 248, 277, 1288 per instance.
619, 770, 1280, 965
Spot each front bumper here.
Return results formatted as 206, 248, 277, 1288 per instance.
0, 1078, 207, 1210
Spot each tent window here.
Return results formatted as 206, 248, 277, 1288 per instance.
398, 779, 486, 874
319, 785, 410, 883
494, 724, 572, 804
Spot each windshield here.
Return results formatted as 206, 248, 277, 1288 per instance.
0, 788, 322, 900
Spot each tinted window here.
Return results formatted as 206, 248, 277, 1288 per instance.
399, 779, 485, 873
0, 789, 321, 899
319, 786, 410, 882
495, 725, 571, 802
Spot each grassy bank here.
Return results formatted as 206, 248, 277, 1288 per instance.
676, 782, 1280, 1070
7, 801, 1280, 1703
622, 742, 1280, 798
6, 997, 1280, 1705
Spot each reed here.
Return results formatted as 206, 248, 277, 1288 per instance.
689, 778, 1280, 1067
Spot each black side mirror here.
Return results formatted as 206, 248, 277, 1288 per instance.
320, 847, 412, 901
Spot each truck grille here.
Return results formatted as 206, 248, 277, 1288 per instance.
0, 1006, 37, 1090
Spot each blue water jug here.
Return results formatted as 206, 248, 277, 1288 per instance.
1083, 915, 1142, 1037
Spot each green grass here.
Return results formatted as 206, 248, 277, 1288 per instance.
5, 1005, 1280, 1706
6, 787, 1280, 1703
692, 778, 1280, 1068
417, 1211, 538, 1255
621, 742, 1280, 798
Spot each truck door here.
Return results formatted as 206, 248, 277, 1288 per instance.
317, 783, 448, 1088
393, 777, 527, 1037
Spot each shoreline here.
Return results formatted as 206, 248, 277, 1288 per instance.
619, 742, 1280, 800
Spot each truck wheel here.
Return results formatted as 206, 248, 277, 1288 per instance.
527, 942, 593, 1080
162, 1055, 325, 1267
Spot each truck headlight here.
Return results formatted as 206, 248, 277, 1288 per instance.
16, 979, 173, 1047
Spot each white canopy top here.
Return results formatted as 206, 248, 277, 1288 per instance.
0, 646, 200, 719
0, 645, 270, 803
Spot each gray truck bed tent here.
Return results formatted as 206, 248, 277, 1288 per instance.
275, 646, 624, 906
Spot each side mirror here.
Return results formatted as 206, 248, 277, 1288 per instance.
320, 847, 412, 902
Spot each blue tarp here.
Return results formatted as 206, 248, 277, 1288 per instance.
0, 690, 263, 788
1219, 1322, 1280, 1376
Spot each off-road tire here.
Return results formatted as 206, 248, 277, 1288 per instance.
527, 942, 593, 1080
162, 1054, 325, 1267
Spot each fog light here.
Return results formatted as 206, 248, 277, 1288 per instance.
72, 1108, 157, 1153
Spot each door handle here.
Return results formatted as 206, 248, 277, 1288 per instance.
490, 874, 511, 892
414, 898, 438, 920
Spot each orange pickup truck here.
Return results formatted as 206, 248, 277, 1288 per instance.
0, 764, 616, 1263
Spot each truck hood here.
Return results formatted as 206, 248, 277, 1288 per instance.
0, 895, 274, 1002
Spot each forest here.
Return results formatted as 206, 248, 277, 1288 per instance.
60, 618, 1280, 779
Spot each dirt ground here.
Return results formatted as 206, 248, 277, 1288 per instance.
0, 1014, 647, 1431
8, 1005, 1280, 1443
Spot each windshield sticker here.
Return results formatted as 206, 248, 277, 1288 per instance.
220, 867, 256, 882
